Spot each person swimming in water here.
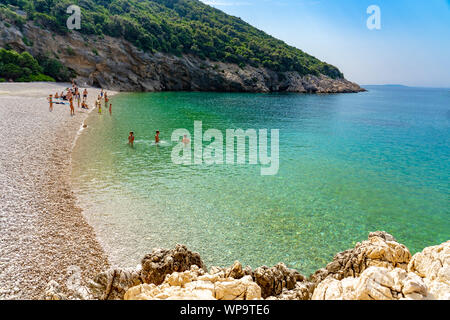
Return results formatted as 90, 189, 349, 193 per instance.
155, 131, 160, 144
128, 132, 135, 148
182, 134, 190, 146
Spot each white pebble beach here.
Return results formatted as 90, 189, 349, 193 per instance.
0, 82, 116, 299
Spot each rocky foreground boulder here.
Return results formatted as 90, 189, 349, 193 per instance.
43, 232, 449, 300
124, 266, 261, 300
311, 234, 449, 300
310, 231, 412, 284
88, 244, 205, 300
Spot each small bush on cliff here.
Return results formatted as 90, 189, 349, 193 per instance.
17, 73, 55, 82
36, 54, 76, 82
0, 48, 64, 82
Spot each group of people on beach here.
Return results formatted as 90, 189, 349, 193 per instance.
47, 81, 111, 116
47, 82, 168, 150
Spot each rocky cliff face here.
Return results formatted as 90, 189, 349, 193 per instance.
1, 21, 365, 93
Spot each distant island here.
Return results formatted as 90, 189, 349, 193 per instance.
0, 0, 364, 93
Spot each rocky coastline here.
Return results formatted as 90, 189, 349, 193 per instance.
45, 232, 449, 300
1, 21, 365, 94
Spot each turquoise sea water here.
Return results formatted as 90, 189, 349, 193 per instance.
72, 86, 449, 275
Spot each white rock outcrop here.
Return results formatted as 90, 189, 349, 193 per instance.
312, 266, 428, 300
124, 266, 262, 300
312, 239, 450, 300
408, 241, 450, 300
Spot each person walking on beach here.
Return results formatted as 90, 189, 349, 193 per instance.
128, 132, 135, 148
100, 89, 104, 99
83, 89, 88, 102
74, 87, 79, 107
155, 131, 161, 144
48, 94, 53, 112
69, 97, 75, 116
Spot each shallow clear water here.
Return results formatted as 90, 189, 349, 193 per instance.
72, 86, 450, 275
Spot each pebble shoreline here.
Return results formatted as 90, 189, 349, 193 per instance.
0, 83, 114, 299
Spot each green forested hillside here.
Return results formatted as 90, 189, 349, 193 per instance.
1, 0, 343, 79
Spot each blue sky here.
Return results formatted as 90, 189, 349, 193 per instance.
200, 0, 450, 87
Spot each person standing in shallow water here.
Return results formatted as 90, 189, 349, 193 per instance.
97, 95, 102, 114
109, 103, 112, 115
155, 131, 160, 144
104, 92, 109, 108
128, 132, 135, 148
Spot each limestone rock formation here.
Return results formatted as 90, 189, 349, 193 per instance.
311, 231, 412, 284
124, 266, 261, 300
89, 244, 205, 300
252, 263, 307, 299
408, 241, 450, 300
89, 267, 143, 300
266, 282, 315, 300
140, 244, 205, 286
312, 266, 428, 300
